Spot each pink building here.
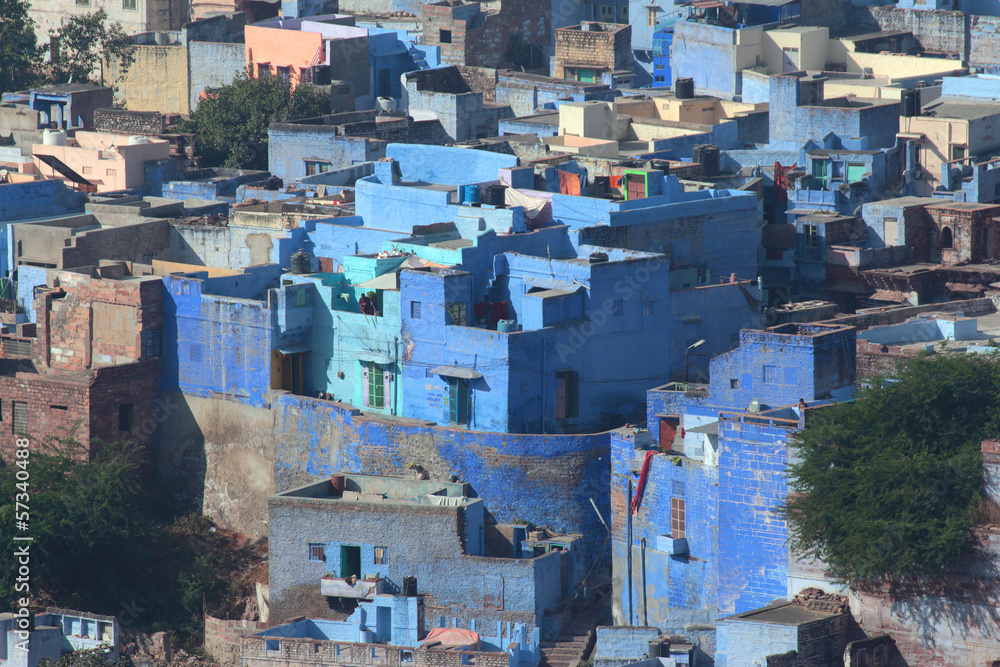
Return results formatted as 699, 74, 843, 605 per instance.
32, 131, 170, 193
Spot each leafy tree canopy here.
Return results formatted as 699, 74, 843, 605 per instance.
785, 354, 995, 590
0, 438, 260, 648
176, 73, 333, 170
0, 0, 41, 94
49, 9, 136, 87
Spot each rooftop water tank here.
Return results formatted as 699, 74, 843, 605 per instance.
128, 135, 149, 145
42, 129, 66, 146
377, 97, 396, 113
497, 319, 518, 332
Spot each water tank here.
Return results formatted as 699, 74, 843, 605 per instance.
377, 96, 396, 113
589, 251, 609, 264
483, 184, 506, 206
312, 65, 331, 85
699, 144, 720, 177
290, 250, 312, 275
402, 576, 418, 596
42, 129, 66, 146
128, 135, 149, 145
648, 641, 667, 658
675, 77, 695, 99
465, 184, 482, 205
330, 474, 345, 495
900, 89, 920, 118
497, 319, 518, 332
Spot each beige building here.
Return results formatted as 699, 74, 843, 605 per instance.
900, 98, 1000, 196
32, 130, 170, 193
29, 0, 187, 51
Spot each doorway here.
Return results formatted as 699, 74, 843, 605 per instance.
340, 545, 361, 579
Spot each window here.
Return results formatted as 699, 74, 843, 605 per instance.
555, 370, 579, 420
374, 546, 388, 565
410, 301, 422, 319
378, 68, 391, 99
803, 224, 819, 248
448, 377, 470, 425
106, 169, 116, 178
611, 299, 623, 316
143, 329, 162, 359
266, 640, 279, 652
647, 6, 658, 26
439, 29, 452, 44
305, 160, 330, 176
654, 76, 665, 83
190, 343, 203, 363
643, 303, 653, 316
82, 166, 93, 175
730, 378, 739, 389
366, 362, 385, 408
51, 405, 67, 412
296, 288, 307, 307
309, 543, 326, 561
831, 161, 844, 180
942, 226, 953, 249
123, 0, 137, 9
601, 5, 611, 14
12, 401, 27, 435
445, 302, 468, 326
763, 365, 779, 385
75, 0, 89, 5
277, 66, 291, 81
119, 403, 134, 431
670, 497, 686, 538
951, 144, 967, 161
400, 651, 414, 664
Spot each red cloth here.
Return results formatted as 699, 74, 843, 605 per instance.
610, 174, 624, 188
630, 450, 656, 515
558, 170, 581, 196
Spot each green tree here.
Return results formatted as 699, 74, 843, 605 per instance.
785, 354, 995, 590
49, 10, 136, 87
177, 73, 333, 170
0, 0, 41, 94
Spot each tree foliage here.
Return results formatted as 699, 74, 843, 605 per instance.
49, 9, 136, 87
785, 354, 995, 590
0, 438, 259, 648
176, 73, 333, 170
0, 0, 41, 94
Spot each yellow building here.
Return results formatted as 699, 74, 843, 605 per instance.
899, 98, 1000, 196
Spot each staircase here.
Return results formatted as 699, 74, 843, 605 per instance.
538, 603, 611, 667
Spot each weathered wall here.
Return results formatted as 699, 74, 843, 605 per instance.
108, 45, 190, 113
188, 42, 247, 112
155, 391, 276, 537
204, 615, 268, 667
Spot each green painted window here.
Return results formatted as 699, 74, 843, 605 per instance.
448, 377, 469, 425
367, 362, 384, 408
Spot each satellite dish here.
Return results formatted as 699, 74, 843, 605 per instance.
748, 399, 761, 413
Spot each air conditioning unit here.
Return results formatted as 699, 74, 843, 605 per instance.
656, 534, 689, 556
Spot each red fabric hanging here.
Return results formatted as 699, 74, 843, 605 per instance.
630, 450, 656, 515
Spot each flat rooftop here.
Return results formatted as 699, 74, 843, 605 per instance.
727, 602, 844, 626
272, 473, 478, 509
920, 98, 1000, 121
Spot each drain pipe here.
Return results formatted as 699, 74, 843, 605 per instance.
627, 478, 634, 625
640, 537, 648, 626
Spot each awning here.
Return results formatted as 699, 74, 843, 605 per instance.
686, 421, 719, 435
356, 350, 393, 365
355, 271, 400, 291
429, 365, 483, 380
277, 344, 311, 355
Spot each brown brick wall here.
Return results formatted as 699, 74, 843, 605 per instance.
240, 634, 509, 667
554, 24, 632, 79
205, 614, 268, 667
423, 0, 549, 69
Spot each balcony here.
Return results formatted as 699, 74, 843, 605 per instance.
320, 575, 387, 600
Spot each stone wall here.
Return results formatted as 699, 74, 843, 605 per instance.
93, 109, 166, 136
204, 614, 267, 667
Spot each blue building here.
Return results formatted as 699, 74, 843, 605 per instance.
0, 608, 119, 667
268, 473, 582, 636
651, 24, 675, 88
610, 322, 856, 646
